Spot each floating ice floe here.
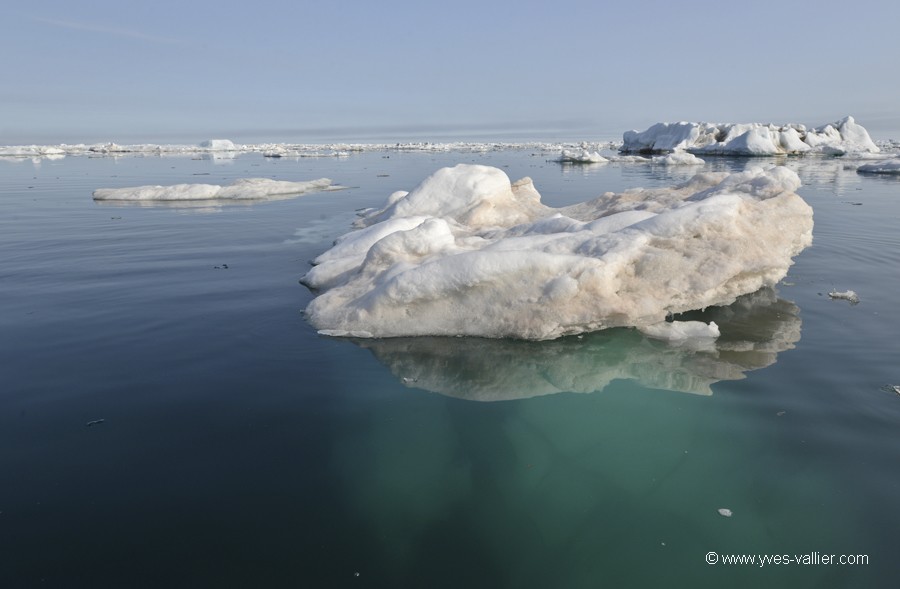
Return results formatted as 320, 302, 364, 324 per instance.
553, 149, 609, 164
651, 152, 705, 166
93, 177, 332, 201
856, 159, 900, 174
0, 145, 67, 157
622, 116, 879, 156
302, 163, 813, 340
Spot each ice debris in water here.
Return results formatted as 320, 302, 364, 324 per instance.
718, 508, 733, 517
93, 178, 332, 201
828, 290, 859, 304
301, 163, 813, 340
553, 149, 609, 164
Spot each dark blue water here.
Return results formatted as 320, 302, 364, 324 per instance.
1, 150, 898, 588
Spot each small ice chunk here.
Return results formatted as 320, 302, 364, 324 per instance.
651, 151, 705, 165
717, 508, 733, 517
554, 149, 608, 164
828, 290, 859, 304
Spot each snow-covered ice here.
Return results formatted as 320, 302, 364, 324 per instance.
622, 116, 879, 156
856, 159, 900, 174
93, 177, 332, 201
302, 163, 813, 340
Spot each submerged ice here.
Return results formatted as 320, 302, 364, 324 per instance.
93, 177, 332, 201
302, 163, 813, 340
355, 290, 802, 399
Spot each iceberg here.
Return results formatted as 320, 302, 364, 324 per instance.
622, 116, 879, 156
302, 163, 813, 340
856, 159, 900, 174
93, 177, 332, 201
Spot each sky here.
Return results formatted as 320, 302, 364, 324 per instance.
3, 0, 899, 144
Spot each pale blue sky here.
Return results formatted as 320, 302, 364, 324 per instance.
3, 0, 899, 144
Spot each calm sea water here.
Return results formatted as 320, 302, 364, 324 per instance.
1, 149, 898, 588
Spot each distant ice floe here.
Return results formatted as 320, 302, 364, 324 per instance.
93, 177, 332, 201
856, 159, 900, 174
302, 163, 813, 340
1, 139, 595, 159
622, 116, 879, 156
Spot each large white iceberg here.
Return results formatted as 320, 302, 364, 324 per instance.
93, 177, 332, 201
302, 163, 813, 340
622, 116, 879, 156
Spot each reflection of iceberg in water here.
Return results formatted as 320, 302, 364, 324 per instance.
355, 288, 801, 400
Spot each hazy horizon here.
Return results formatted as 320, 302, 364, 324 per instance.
3, 0, 900, 145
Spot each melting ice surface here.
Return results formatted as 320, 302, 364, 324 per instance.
302, 164, 813, 340
92, 177, 332, 201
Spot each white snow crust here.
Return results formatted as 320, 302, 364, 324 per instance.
93, 177, 332, 201
302, 163, 813, 340
622, 116, 879, 156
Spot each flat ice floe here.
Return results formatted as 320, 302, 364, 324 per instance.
622, 116, 879, 156
93, 177, 332, 201
856, 159, 900, 174
302, 163, 813, 340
